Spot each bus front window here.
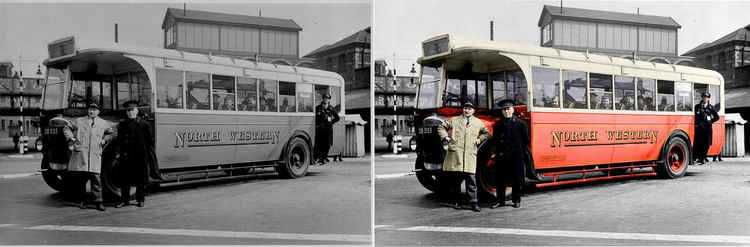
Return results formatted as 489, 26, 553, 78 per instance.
444, 72, 487, 108
42, 68, 67, 110
417, 65, 441, 109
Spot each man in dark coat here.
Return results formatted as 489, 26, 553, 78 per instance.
490, 99, 529, 209
694, 92, 719, 165
314, 94, 340, 165
115, 101, 162, 208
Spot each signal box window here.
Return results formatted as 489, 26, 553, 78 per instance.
637, 78, 656, 111
508, 70, 527, 105
532, 67, 560, 108
237, 77, 258, 111
187, 72, 210, 110
444, 73, 487, 108
211, 74, 236, 111
279, 81, 296, 112
614, 76, 635, 110
709, 84, 720, 110
562, 70, 587, 109
418, 65, 441, 109
694, 83, 708, 109
657, 80, 675, 112
675, 82, 692, 112
590, 73, 613, 110
297, 83, 313, 112
260, 79, 278, 112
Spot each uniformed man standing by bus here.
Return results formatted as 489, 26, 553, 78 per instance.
114, 101, 162, 208
315, 94, 340, 165
65, 103, 114, 211
490, 99, 529, 209
437, 102, 490, 212
694, 92, 719, 165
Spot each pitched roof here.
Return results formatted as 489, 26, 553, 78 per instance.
683, 27, 750, 56
163, 8, 301, 31
303, 27, 370, 58
539, 5, 680, 28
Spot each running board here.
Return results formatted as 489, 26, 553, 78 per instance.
535, 163, 658, 188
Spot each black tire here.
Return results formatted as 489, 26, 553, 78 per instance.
278, 137, 311, 178
657, 137, 690, 178
415, 156, 438, 192
41, 157, 69, 192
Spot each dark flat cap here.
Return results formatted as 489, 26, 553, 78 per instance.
498, 99, 514, 109
462, 102, 475, 109
88, 103, 100, 110
701, 92, 711, 98
123, 100, 139, 108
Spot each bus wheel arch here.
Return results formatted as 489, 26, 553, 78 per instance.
657, 130, 691, 178
277, 131, 312, 179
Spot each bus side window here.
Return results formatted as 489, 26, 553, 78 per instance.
260, 79, 278, 112
590, 73, 613, 110
709, 84, 720, 110
657, 80, 675, 112
133, 72, 151, 108
211, 74, 236, 111
279, 81, 296, 112
614, 75, 635, 110
694, 83, 708, 109
186, 72, 210, 110
675, 82, 692, 112
237, 77, 258, 111
155, 69, 184, 109
330, 86, 341, 113
116, 73, 131, 109
637, 78, 656, 111
532, 67, 560, 108
297, 83, 313, 112
562, 70, 587, 109
315, 85, 329, 106
507, 70, 527, 106
491, 71, 506, 107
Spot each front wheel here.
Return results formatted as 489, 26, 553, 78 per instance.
415, 156, 438, 192
657, 137, 690, 178
278, 137, 311, 178
41, 157, 70, 192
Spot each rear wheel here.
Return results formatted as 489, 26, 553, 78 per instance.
278, 137, 311, 178
657, 137, 690, 178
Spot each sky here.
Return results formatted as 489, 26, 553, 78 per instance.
0, 1, 370, 76
373, 0, 750, 75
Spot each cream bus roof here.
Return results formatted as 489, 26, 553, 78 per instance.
44, 36, 344, 86
420, 34, 722, 81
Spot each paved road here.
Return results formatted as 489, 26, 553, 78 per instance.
375, 157, 750, 246
0, 157, 371, 245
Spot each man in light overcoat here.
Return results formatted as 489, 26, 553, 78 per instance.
437, 102, 490, 212
64, 103, 115, 211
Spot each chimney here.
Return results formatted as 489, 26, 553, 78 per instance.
490, 21, 494, 41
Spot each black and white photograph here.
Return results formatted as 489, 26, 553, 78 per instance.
0, 1, 371, 245
373, 0, 750, 245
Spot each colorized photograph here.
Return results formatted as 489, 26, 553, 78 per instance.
0, 1, 371, 245
374, 0, 750, 245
